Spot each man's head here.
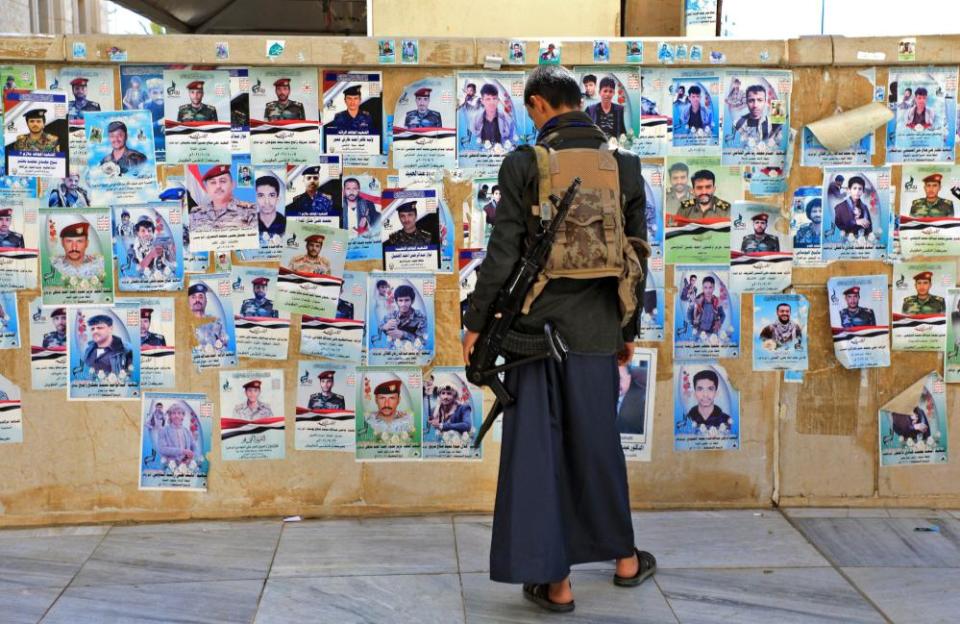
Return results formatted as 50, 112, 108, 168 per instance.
167, 404, 185, 426
669, 162, 690, 191
915, 86, 928, 110
343, 177, 360, 202
480, 83, 500, 116
397, 201, 418, 233
491, 185, 501, 203
904, 87, 913, 98
70, 77, 88, 100
52, 308, 66, 332
304, 234, 325, 258
523, 65, 582, 129
414, 87, 431, 113
745, 85, 767, 120
135, 218, 155, 244
914, 271, 933, 298
582, 74, 596, 98
687, 85, 701, 108
59, 221, 90, 266
147, 78, 163, 102
343, 85, 362, 114
436, 377, 460, 406
88, 314, 113, 348
274, 78, 291, 102
64, 173, 80, 190
188, 283, 208, 315
252, 276, 269, 299
202, 165, 234, 207
374, 380, 401, 419
107, 120, 128, 151
776, 303, 791, 323
0, 208, 11, 235
302, 166, 320, 193
702, 275, 715, 298
848, 176, 865, 201
376, 279, 390, 295
692, 369, 719, 410
187, 80, 204, 106
243, 379, 261, 402
255, 175, 280, 215
465, 83, 476, 99
923, 173, 942, 200
24, 108, 46, 134
318, 370, 335, 393
689, 274, 698, 285
120, 211, 130, 224
676, 85, 685, 100
844, 286, 860, 308
751, 213, 769, 235
394, 284, 416, 314
140, 308, 153, 335
806, 198, 822, 224
599, 77, 616, 107
691, 169, 716, 204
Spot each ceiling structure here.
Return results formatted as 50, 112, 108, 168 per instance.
111, 0, 367, 35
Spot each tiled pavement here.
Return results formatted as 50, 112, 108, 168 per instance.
2, 508, 959, 623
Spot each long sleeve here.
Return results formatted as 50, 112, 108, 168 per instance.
619, 156, 649, 342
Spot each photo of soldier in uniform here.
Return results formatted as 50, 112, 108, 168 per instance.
248, 68, 320, 164
828, 275, 890, 370
177, 80, 217, 122
892, 262, 955, 352
296, 362, 357, 452
393, 77, 457, 170
285, 159, 342, 227
163, 70, 231, 164
28, 299, 68, 390
139, 392, 211, 491
128, 296, 175, 389
64, 76, 102, 122
381, 190, 441, 271
230, 266, 290, 361
0, 206, 23, 249
113, 204, 181, 292
219, 370, 285, 461
40, 210, 113, 305
187, 275, 238, 369
729, 201, 791, 293
366, 272, 435, 366
4, 89, 69, 177
673, 363, 740, 451
898, 165, 960, 258
422, 368, 482, 460
322, 71, 383, 166
47, 173, 90, 207
66, 302, 141, 400
183, 163, 258, 253
355, 368, 423, 460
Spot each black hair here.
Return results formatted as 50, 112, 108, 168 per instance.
915, 86, 928, 97
480, 83, 499, 98
745, 84, 766, 98
776, 302, 791, 310
598, 76, 616, 91
255, 176, 280, 194
523, 65, 582, 109
491, 185, 500, 193
582, 74, 596, 85
692, 369, 719, 389
805, 198, 822, 219
466, 82, 476, 91
375, 279, 389, 289
343, 177, 360, 187
848, 176, 866, 189
687, 85, 701, 96
668, 162, 689, 175
691, 169, 715, 184
702, 276, 716, 286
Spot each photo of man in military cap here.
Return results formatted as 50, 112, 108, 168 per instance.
909, 173, 956, 217
13, 108, 60, 153
365, 378, 414, 434
263, 77, 305, 121
901, 271, 946, 315
67, 76, 101, 122
239, 276, 278, 318
233, 379, 274, 420
328, 85, 374, 133
188, 282, 211, 319
308, 370, 346, 410
385, 201, 434, 247
137, 308, 166, 347
739, 212, 780, 253
188, 281, 230, 353
839, 286, 877, 328
50, 218, 105, 286
287, 166, 333, 215
99, 120, 147, 174
403, 88, 442, 129
0, 207, 24, 248
190, 165, 257, 231
80, 312, 133, 379
42, 307, 67, 348
289, 234, 332, 274
177, 80, 218, 122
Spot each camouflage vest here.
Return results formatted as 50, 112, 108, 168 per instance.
523, 143, 648, 326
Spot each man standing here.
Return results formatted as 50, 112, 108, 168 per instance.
329, 85, 373, 133
67, 77, 101, 122
459, 82, 481, 114
177, 81, 218, 122
679, 85, 712, 134
839, 286, 877, 328
740, 213, 780, 253
233, 379, 273, 420
99, 120, 147, 174
51, 220, 105, 286
794, 198, 822, 246
42, 308, 67, 348
665, 162, 694, 216
404, 87, 442, 128
308, 370, 346, 410
48, 174, 90, 208
287, 166, 333, 216
116, 210, 134, 238
81, 313, 133, 379
676, 170, 730, 220
343, 177, 380, 233
140, 308, 166, 347
904, 86, 935, 130
581, 74, 599, 108
687, 275, 725, 336
902, 271, 946, 314
263, 77, 305, 121
385, 201, 433, 247
158, 403, 198, 469
585, 76, 628, 140
379, 284, 427, 345
190, 165, 257, 231
759, 303, 802, 349
684, 369, 732, 430
255, 175, 286, 241
289, 234, 332, 274
127, 217, 166, 274
461, 65, 652, 612
0, 208, 24, 248
910, 173, 955, 217
239, 276, 279, 318
471, 83, 516, 146
14, 109, 60, 153
833, 176, 872, 237
482, 185, 500, 225
731, 84, 783, 146
365, 379, 413, 434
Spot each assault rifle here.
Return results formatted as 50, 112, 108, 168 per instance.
467, 176, 581, 448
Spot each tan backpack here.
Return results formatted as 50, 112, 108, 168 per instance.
523, 143, 649, 326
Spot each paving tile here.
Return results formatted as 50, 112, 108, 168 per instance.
461, 570, 677, 623
255, 574, 465, 624
843, 567, 960, 624
657, 568, 884, 624
0, 532, 105, 589
0, 525, 111, 538
0, 586, 64, 624
71, 522, 281, 586
792, 517, 960, 568
885, 508, 956, 519
41, 579, 262, 624
631, 510, 829, 568
780, 508, 890, 519
271, 516, 458, 577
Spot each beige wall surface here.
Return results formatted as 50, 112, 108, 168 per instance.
1, 35, 960, 528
